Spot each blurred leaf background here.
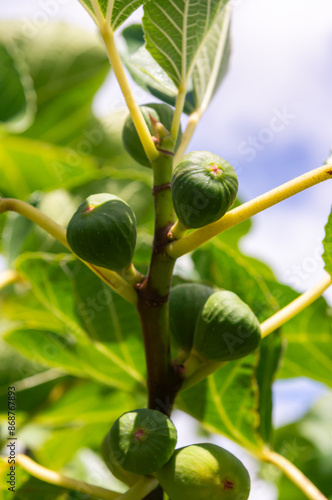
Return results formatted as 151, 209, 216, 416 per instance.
0, 4, 331, 500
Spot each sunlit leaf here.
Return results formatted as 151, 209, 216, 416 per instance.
78, 0, 147, 30
143, 0, 229, 89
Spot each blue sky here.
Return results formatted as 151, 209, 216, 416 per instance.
1, 2, 331, 498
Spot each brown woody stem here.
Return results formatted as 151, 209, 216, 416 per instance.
137, 154, 182, 417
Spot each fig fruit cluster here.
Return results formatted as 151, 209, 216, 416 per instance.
66, 193, 136, 272
170, 284, 261, 362
171, 151, 238, 229
102, 409, 250, 499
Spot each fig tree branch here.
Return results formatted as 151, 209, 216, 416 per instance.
0, 198, 138, 305
88, 2, 159, 164
12, 454, 159, 500
260, 273, 332, 338
13, 454, 120, 500
167, 163, 332, 259
260, 449, 328, 500
181, 274, 332, 391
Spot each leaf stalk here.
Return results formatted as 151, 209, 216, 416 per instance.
167, 163, 332, 259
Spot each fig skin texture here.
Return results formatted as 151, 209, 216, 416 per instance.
169, 283, 215, 353
194, 290, 261, 361
171, 151, 238, 229
156, 443, 251, 500
66, 193, 136, 272
107, 409, 177, 475
101, 433, 140, 486
122, 103, 182, 167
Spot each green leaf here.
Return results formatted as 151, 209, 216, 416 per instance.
143, 0, 229, 89
0, 135, 98, 199
256, 332, 284, 444
192, 238, 279, 322
2, 23, 109, 146
2, 253, 145, 391
270, 282, 332, 388
322, 205, 332, 276
178, 354, 264, 452
78, 0, 147, 31
121, 25, 195, 114
192, 5, 231, 112
0, 40, 36, 133
270, 394, 332, 500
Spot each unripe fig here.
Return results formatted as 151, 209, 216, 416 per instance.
171, 151, 238, 228
101, 433, 140, 486
66, 193, 136, 272
106, 409, 177, 475
122, 103, 182, 167
156, 443, 250, 500
194, 290, 261, 361
169, 283, 215, 353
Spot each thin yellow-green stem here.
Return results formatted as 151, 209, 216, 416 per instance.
168, 163, 332, 259
96, 21, 158, 163
261, 274, 332, 338
171, 87, 187, 143
0, 198, 138, 305
174, 110, 200, 165
14, 454, 120, 500
182, 274, 332, 391
260, 449, 328, 500
0, 269, 22, 290
89, 0, 105, 25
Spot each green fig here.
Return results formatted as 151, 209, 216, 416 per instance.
193, 290, 261, 361
106, 409, 177, 475
169, 283, 215, 353
66, 193, 136, 272
101, 433, 140, 486
171, 151, 238, 229
122, 103, 182, 167
156, 443, 251, 500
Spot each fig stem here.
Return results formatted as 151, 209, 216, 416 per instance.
89, 8, 159, 164
137, 154, 182, 414
260, 273, 332, 338
167, 163, 332, 259
168, 219, 187, 240
171, 87, 187, 142
0, 198, 138, 305
174, 110, 200, 166
260, 449, 328, 500
11, 454, 122, 500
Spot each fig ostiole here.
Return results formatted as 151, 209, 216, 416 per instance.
66, 193, 137, 272
169, 283, 215, 355
171, 151, 238, 229
193, 290, 261, 362
156, 443, 251, 500
122, 103, 182, 167
104, 409, 177, 476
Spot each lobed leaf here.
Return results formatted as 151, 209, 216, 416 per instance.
78, 0, 147, 30
2, 253, 146, 391
143, 0, 229, 89
322, 205, 332, 276
0, 39, 36, 133
178, 355, 264, 451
